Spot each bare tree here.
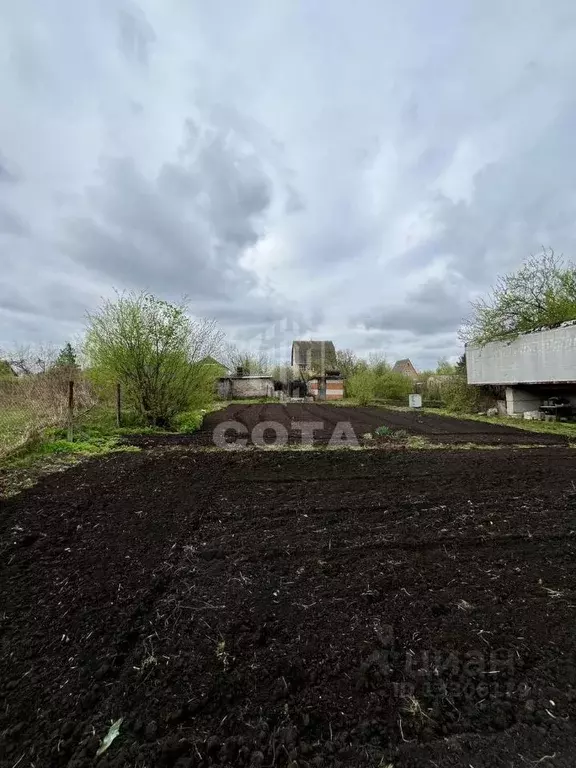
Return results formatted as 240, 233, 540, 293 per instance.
0, 343, 59, 375
335, 348, 367, 377
224, 344, 271, 374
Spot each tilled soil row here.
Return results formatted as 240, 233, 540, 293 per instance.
125, 404, 570, 449
2, 449, 576, 767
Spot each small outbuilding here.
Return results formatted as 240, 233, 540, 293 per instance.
217, 370, 274, 399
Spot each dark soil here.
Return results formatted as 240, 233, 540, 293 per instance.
126, 404, 571, 448
2, 446, 576, 766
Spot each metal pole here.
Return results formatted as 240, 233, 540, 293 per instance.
67, 380, 74, 442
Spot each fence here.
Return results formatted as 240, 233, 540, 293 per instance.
0, 372, 122, 459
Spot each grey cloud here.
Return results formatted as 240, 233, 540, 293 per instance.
3, 0, 576, 361
0, 206, 28, 236
0, 283, 95, 323
0, 156, 18, 184
353, 276, 470, 336
66, 114, 274, 300
118, 5, 155, 66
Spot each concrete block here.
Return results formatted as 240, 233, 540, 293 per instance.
505, 387, 541, 416
523, 410, 541, 421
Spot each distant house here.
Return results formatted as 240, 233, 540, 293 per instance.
392, 358, 419, 379
291, 340, 338, 375
291, 340, 343, 400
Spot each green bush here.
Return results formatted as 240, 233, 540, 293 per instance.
374, 371, 413, 401
85, 292, 222, 427
347, 370, 377, 405
442, 375, 484, 413
172, 410, 206, 433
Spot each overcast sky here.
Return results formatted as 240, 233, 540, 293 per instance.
1, 1, 576, 369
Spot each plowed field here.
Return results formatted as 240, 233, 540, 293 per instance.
2, 438, 576, 766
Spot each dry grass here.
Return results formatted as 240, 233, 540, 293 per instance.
0, 372, 96, 458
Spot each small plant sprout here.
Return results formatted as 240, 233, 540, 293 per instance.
402, 695, 434, 723
96, 718, 123, 757
216, 638, 230, 670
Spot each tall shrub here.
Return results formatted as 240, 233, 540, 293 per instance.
85, 292, 223, 426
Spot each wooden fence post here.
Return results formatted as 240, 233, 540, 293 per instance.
116, 382, 122, 428
67, 380, 74, 442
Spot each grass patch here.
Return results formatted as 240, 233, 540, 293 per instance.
0, 403, 216, 498
420, 407, 576, 438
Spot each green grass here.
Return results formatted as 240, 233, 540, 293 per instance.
0, 403, 213, 498
381, 404, 576, 438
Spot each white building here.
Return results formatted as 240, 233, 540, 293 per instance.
466, 322, 576, 415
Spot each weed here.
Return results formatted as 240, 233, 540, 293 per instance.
216, 639, 230, 670
401, 695, 434, 723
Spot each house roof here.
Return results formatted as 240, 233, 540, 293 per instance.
392, 358, 419, 377
291, 340, 337, 371
199, 356, 229, 372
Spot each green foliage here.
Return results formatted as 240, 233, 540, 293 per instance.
172, 409, 205, 433
373, 370, 413, 401
347, 361, 413, 406
347, 369, 377, 405
436, 357, 457, 375
461, 248, 576, 345
336, 348, 368, 378
0, 360, 14, 378
441, 374, 484, 413
54, 342, 78, 369
85, 291, 222, 427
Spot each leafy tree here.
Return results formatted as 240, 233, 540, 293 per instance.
347, 369, 377, 405
54, 342, 78, 369
461, 248, 576, 345
367, 352, 390, 377
436, 357, 457, 375
85, 291, 224, 427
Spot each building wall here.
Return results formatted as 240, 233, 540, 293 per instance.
308, 377, 344, 400
217, 378, 232, 399
231, 378, 274, 398
217, 377, 274, 399
467, 324, 576, 385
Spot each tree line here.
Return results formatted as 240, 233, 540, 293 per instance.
2, 248, 575, 423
